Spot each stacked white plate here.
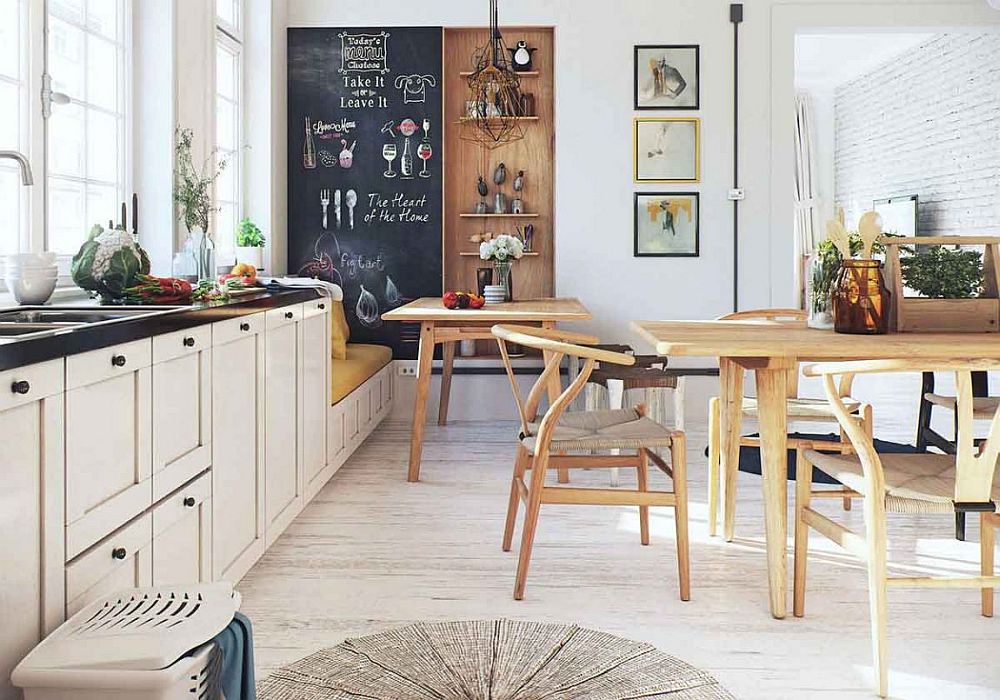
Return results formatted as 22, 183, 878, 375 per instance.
4, 252, 59, 304
483, 284, 506, 305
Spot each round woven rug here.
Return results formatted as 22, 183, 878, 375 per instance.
257, 619, 736, 699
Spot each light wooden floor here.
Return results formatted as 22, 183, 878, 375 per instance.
240, 375, 1000, 699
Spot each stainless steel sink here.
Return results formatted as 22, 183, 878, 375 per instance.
0, 305, 189, 343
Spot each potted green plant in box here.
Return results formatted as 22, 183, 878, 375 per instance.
235, 218, 265, 270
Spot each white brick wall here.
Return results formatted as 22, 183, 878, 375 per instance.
835, 33, 1000, 235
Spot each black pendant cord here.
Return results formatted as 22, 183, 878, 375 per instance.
730, 4, 743, 312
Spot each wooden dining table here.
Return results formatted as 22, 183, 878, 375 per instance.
383, 297, 591, 482
632, 319, 1000, 619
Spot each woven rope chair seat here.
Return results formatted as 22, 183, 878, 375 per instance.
522, 407, 677, 453
804, 449, 1000, 514
257, 619, 736, 700
924, 393, 1000, 419
742, 395, 861, 420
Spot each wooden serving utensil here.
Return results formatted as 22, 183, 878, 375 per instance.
858, 211, 883, 259
825, 219, 852, 259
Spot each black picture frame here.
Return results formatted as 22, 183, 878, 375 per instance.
634, 44, 700, 111
633, 192, 700, 257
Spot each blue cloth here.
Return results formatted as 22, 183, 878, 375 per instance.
212, 612, 256, 700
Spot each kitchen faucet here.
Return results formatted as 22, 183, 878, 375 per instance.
0, 150, 34, 185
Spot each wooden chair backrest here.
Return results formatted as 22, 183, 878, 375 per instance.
718, 308, 809, 398
804, 359, 1000, 505
491, 324, 635, 444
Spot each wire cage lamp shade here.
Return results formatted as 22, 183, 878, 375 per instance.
461, 0, 525, 149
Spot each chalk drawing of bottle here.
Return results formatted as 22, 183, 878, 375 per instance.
303, 117, 317, 170
400, 137, 414, 179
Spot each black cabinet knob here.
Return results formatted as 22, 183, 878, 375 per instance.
10, 380, 30, 395
284, 311, 294, 319
183, 337, 196, 347
240, 322, 250, 332
318, 303, 326, 310
111, 354, 127, 367
183, 496, 196, 507
111, 547, 127, 560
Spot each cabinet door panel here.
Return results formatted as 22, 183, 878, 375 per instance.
152, 473, 212, 586
212, 328, 265, 581
301, 308, 328, 491
264, 318, 301, 541
65, 367, 152, 559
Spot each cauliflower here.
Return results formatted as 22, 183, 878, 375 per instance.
71, 224, 151, 301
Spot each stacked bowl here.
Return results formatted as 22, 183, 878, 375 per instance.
4, 253, 59, 304
483, 284, 507, 305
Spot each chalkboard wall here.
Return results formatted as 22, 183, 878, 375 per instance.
288, 27, 443, 358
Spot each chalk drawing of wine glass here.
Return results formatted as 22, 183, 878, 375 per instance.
417, 141, 432, 178
382, 142, 398, 178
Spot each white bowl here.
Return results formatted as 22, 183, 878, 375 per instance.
6, 274, 58, 305
4, 252, 57, 267
5, 267, 59, 280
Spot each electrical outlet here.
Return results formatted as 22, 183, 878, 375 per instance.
397, 361, 417, 376
728, 188, 745, 201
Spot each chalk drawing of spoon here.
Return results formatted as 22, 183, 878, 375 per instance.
346, 189, 357, 230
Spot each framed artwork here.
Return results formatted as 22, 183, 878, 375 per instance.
633, 117, 700, 183
634, 45, 700, 110
634, 192, 700, 257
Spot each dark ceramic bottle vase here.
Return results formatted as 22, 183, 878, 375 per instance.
832, 259, 890, 334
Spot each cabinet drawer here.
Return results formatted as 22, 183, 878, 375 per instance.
302, 298, 330, 319
66, 338, 151, 390
152, 324, 212, 364
152, 470, 211, 538
152, 471, 212, 586
66, 512, 152, 616
0, 358, 63, 411
266, 303, 303, 330
213, 312, 265, 346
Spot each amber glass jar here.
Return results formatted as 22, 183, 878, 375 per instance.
832, 259, 891, 334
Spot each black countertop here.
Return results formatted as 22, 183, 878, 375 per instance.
0, 288, 321, 372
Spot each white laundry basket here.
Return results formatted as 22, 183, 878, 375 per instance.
12, 583, 240, 700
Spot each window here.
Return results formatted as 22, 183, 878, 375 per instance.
46, 0, 130, 255
215, 0, 243, 261
0, 0, 29, 256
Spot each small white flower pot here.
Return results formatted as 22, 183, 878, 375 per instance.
235, 246, 264, 269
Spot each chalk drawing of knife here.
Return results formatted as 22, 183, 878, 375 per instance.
334, 189, 341, 229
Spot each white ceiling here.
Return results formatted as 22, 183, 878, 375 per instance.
795, 33, 938, 92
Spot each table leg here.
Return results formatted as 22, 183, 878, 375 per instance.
438, 340, 456, 426
719, 358, 744, 542
754, 363, 790, 619
407, 321, 436, 482
541, 321, 570, 484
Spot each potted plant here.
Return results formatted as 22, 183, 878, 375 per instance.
235, 218, 265, 269
174, 126, 228, 281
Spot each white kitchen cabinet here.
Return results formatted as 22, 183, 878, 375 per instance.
64, 339, 153, 560
0, 360, 64, 700
152, 471, 212, 586
151, 326, 212, 503
264, 304, 305, 544
301, 298, 331, 501
211, 312, 267, 582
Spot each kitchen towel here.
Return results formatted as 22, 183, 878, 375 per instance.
260, 276, 343, 301
212, 611, 256, 700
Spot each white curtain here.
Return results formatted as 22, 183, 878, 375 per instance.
793, 91, 820, 253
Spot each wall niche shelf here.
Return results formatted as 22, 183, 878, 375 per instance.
455, 116, 539, 124
459, 251, 541, 257
459, 70, 539, 77
459, 213, 540, 219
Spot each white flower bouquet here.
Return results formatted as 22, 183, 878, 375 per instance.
479, 233, 525, 262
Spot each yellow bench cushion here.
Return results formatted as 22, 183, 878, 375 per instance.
330, 299, 350, 360
331, 343, 392, 405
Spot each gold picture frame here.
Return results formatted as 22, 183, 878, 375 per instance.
633, 117, 701, 184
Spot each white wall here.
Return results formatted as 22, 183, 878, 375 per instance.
835, 32, 1000, 234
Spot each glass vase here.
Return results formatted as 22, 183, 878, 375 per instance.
806, 253, 835, 330
833, 259, 890, 335
494, 260, 512, 302
195, 229, 216, 282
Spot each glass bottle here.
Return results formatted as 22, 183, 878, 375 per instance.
833, 259, 891, 334
806, 253, 835, 329
303, 117, 317, 170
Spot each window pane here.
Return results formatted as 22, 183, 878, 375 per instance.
48, 177, 87, 254
86, 36, 118, 111
216, 201, 236, 256
86, 0, 119, 41
0, 1, 19, 80
216, 150, 236, 202
0, 81, 19, 149
49, 0, 84, 25
216, 0, 236, 28
216, 97, 236, 151
48, 102, 85, 177
49, 18, 85, 100
0, 167, 20, 255
86, 109, 119, 183
216, 43, 236, 100
86, 182, 118, 234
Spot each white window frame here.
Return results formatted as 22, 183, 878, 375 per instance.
43, 0, 133, 268
214, 0, 244, 263
0, 0, 35, 258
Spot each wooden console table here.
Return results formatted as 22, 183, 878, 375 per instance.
632, 318, 1000, 620
382, 298, 592, 482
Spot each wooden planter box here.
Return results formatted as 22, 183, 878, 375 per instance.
885, 236, 1000, 333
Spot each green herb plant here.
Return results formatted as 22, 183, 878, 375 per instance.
899, 246, 983, 299
174, 126, 228, 237
236, 218, 265, 247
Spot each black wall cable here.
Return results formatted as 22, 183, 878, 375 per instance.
730, 3, 743, 312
